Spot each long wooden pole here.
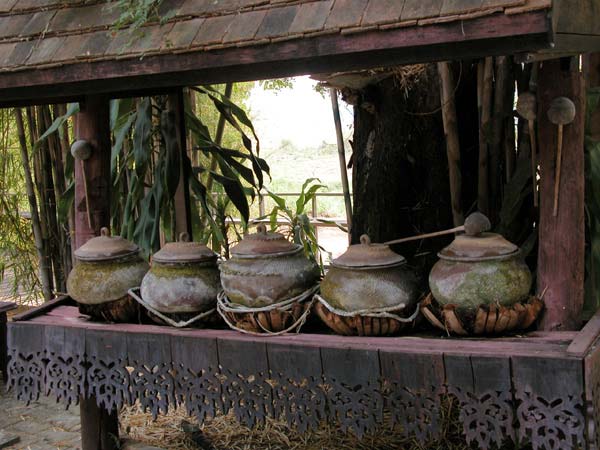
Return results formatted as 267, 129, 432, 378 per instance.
74, 95, 119, 450
437, 61, 464, 227
168, 89, 192, 238
477, 57, 493, 216
329, 88, 353, 239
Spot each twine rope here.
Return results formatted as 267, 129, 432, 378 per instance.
314, 293, 421, 323
217, 285, 319, 336
129, 288, 216, 328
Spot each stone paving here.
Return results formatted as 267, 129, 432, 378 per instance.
0, 380, 82, 449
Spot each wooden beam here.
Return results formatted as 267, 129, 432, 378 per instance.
74, 95, 111, 249
0, 11, 551, 107
537, 58, 585, 331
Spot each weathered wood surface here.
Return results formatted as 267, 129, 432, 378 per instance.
0, 11, 551, 107
537, 59, 586, 331
0, 301, 16, 382
7, 302, 600, 449
74, 95, 111, 248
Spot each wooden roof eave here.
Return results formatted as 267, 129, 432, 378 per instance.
0, 10, 554, 108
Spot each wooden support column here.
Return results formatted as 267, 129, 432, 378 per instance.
167, 90, 192, 238
537, 59, 585, 331
74, 95, 111, 249
74, 95, 119, 450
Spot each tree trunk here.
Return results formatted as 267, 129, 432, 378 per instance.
350, 63, 479, 281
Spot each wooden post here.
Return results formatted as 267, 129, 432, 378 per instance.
74, 95, 111, 248
537, 59, 585, 331
438, 61, 464, 227
74, 95, 119, 450
167, 90, 192, 238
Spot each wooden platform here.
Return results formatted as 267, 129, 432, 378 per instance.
6, 298, 600, 449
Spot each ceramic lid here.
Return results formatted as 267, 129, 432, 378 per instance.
331, 235, 406, 269
438, 213, 519, 261
152, 233, 217, 263
74, 227, 140, 261
231, 224, 300, 256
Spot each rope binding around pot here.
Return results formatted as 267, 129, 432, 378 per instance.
217, 284, 319, 336
313, 293, 421, 336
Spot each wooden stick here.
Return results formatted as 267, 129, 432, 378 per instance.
553, 124, 564, 217
81, 160, 93, 229
385, 226, 464, 245
330, 88, 353, 241
437, 61, 464, 227
529, 120, 538, 207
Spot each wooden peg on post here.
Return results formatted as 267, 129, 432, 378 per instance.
537, 59, 585, 331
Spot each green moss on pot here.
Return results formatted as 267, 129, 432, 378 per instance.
428, 257, 532, 310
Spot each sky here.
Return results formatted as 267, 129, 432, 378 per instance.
247, 76, 354, 151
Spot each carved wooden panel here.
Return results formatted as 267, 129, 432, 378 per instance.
513, 356, 586, 450
5, 321, 594, 448
584, 337, 600, 450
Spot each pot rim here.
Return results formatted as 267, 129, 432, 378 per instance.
229, 244, 304, 259
330, 259, 407, 270
75, 251, 142, 262
437, 248, 521, 262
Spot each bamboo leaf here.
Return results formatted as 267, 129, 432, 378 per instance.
34, 103, 79, 150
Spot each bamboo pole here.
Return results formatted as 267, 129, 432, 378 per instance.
329, 88, 353, 241
437, 61, 464, 227
14, 108, 53, 302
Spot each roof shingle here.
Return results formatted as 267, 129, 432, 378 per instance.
0, 0, 553, 74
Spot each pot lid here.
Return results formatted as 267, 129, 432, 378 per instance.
332, 235, 406, 269
231, 224, 300, 256
439, 213, 519, 261
152, 233, 217, 263
74, 227, 140, 261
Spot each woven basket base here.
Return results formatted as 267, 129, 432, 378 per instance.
421, 293, 544, 336
314, 301, 415, 336
78, 295, 139, 323
222, 301, 309, 334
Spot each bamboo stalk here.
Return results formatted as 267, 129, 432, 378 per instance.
478, 57, 493, 216
54, 104, 73, 275
437, 61, 464, 227
14, 108, 53, 302
37, 106, 63, 292
329, 88, 353, 241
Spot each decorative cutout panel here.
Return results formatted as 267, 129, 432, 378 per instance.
5, 322, 593, 448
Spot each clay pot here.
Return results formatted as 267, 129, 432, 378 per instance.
67, 228, 149, 322
428, 222, 532, 312
140, 233, 220, 320
320, 235, 419, 313
219, 224, 320, 307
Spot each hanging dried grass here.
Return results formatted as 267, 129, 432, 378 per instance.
120, 397, 476, 450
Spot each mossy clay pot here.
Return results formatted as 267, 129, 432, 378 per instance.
67, 228, 149, 321
320, 235, 419, 312
429, 229, 532, 311
141, 233, 220, 314
219, 225, 320, 308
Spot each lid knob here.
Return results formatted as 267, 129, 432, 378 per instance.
179, 232, 190, 242
360, 234, 371, 245
100, 227, 110, 237
256, 223, 267, 234
464, 213, 491, 236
